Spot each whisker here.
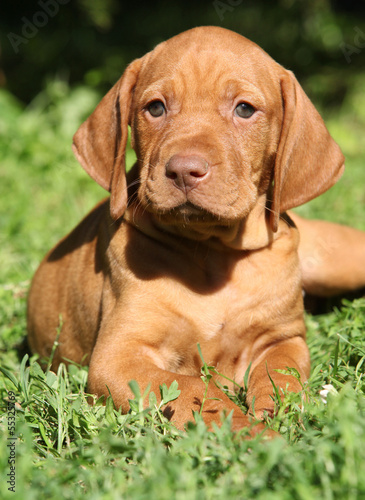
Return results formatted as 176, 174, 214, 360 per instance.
256, 197, 290, 227
127, 178, 141, 190
126, 191, 139, 210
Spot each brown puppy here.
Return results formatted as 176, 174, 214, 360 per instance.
27, 27, 365, 434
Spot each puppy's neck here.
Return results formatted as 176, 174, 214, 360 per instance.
123, 195, 276, 252
217, 196, 274, 250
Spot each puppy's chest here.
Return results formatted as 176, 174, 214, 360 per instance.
125, 248, 289, 342
163, 267, 275, 339
125, 256, 291, 380
109, 235, 303, 381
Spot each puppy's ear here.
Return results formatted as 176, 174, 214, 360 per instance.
72, 58, 143, 220
270, 71, 344, 232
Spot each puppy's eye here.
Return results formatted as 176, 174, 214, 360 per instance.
235, 102, 255, 119
147, 100, 166, 117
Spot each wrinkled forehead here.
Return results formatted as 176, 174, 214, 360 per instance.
135, 28, 283, 101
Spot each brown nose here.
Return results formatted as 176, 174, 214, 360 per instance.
165, 154, 209, 192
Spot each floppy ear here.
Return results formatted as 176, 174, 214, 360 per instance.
72, 58, 143, 220
270, 70, 345, 232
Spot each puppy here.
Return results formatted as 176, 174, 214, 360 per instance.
27, 26, 365, 434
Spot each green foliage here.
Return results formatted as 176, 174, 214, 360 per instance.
0, 84, 136, 284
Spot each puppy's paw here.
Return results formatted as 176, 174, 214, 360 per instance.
230, 413, 277, 439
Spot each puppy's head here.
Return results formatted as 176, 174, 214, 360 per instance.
73, 26, 344, 235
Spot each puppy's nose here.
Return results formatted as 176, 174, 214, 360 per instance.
165, 154, 209, 192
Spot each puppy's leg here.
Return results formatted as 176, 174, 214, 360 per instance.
246, 335, 310, 418
290, 212, 365, 296
88, 337, 270, 436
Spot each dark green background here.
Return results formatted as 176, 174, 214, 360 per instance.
1, 0, 365, 106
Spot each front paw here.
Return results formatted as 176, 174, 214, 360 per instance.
230, 412, 277, 439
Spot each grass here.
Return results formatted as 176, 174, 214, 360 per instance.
0, 75, 365, 499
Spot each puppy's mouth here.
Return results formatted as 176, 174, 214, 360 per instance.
148, 202, 233, 227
